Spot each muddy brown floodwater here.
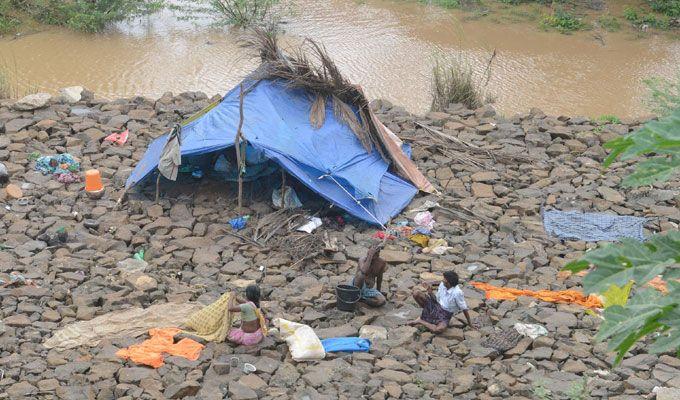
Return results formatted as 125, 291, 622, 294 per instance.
1, 0, 678, 117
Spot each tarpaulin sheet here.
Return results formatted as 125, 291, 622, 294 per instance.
126, 80, 418, 225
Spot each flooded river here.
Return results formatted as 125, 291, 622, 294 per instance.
1, 0, 678, 117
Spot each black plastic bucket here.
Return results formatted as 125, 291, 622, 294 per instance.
336, 284, 361, 312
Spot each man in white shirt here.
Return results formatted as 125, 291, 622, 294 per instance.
408, 271, 474, 333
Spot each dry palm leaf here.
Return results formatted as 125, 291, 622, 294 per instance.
242, 28, 388, 161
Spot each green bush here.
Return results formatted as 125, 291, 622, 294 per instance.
3, 0, 164, 33
623, 6, 672, 30
173, 0, 280, 28
648, 0, 680, 17
541, 8, 586, 33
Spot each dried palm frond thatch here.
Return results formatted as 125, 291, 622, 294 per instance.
242, 28, 388, 160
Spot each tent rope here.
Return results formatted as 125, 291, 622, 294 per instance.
319, 173, 386, 230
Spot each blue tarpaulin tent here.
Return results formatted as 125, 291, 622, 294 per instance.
126, 79, 419, 225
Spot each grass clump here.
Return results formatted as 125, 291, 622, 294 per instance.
597, 13, 621, 31
430, 57, 488, 111
540, 8, 587, 33
644, 72, 680, 116
419, 0, 461, 8
598, 114, 621, 124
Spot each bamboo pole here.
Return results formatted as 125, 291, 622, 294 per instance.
235, 83, 245, 209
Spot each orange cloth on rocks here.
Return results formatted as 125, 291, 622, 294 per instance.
470, 282, 603, 309
116, 328, 204, 368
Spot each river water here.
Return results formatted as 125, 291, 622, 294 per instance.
1, 0, 678, 117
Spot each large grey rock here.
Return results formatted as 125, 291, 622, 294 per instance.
14, 92, 51, 110
5, 118, 34, 132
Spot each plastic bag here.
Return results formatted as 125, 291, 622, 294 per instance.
513, 323, 548, 339
272, 186, 302, 209
297, 217, 322, 233
214, 154, 229, 173
423, 238, 451, 255
274, 318, 325, 362
414, 211, 435, 230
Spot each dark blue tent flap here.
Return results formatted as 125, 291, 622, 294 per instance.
125, 79, 418, 225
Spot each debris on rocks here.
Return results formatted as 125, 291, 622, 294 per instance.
0, 85, 676, 399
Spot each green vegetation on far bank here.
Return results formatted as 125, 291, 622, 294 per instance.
417, 0, 679, 35
0, 0, 163, 34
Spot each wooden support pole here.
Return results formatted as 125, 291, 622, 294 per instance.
235, 83, 245, 209
154, 173, 161, 204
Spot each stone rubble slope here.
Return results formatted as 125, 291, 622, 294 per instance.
0, 91, 679, 400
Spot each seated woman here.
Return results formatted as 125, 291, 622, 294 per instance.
409, 271, 473, 334
227, 285, 267, 346
352, 244, 387, 307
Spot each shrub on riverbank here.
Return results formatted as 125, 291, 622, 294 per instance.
172, 0, 281, 28
430, 58, 485, 111
540, 8, 587, 33
648, 0, 680, 18
0, 0, 163, 33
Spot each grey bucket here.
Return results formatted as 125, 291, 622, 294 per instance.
336, 284, 361, 312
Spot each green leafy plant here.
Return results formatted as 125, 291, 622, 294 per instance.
603, 108, 680, 187
623, 6, 672, 30
563, 106, 680, 366
532, 381, 552, 400
541, 8, 586, 33
647, 0, 680, 18
645, 73, 680, 117
566, 377, 590, 400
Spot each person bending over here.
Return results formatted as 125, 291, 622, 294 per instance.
352, 243, 387, 307
409, 271, 473, 333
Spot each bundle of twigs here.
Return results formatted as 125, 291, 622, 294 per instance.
253, 209, 306, 244
414, 122, 534, 166
268, 231, 324, 263
242, 28, 389, 161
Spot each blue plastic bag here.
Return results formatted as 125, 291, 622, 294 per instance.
229, 216, 250, 231
321, 337, 371, 353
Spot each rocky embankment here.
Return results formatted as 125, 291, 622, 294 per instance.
0, 89, 679, 400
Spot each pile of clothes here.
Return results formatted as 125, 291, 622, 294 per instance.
34, 153, 81, 183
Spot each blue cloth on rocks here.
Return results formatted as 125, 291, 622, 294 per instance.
543, 209, 646, 242
321, 337, 371, 353
35, 154, 80, 175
